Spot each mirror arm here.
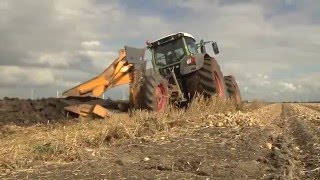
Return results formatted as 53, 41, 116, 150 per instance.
196, 40, 214, 48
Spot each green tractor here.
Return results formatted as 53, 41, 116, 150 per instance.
131, 32, 241, 112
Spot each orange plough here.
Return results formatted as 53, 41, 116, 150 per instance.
62, 46, 146, 118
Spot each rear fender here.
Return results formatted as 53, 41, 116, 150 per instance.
125, 46, 147, 70
180, 53, 209, 75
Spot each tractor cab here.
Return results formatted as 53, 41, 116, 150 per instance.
146, 32, 221, 102
147, 32, 198, 69
147, 32, 219, 76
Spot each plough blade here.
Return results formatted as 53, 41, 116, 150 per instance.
64, 104, 110, 118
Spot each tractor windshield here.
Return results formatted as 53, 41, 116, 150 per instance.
154, 37, 186, 66
185, 37, 198, 54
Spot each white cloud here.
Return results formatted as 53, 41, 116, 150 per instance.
81, 41, 101, 48
0, 0, 319, 101
281, 82, 297, 91
263, 80, 270, 85
0, 66, 55, 86
37, 53, 70, 67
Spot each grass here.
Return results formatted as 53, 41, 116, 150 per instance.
0, 97, 266, 173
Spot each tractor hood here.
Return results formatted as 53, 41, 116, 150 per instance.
180, 53, 207, 75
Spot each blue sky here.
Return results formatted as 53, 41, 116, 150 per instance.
0, 0, 319, 102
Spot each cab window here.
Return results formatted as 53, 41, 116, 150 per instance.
185, 37, 198, 54
154, 37, 186, 66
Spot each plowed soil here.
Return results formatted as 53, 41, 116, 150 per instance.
302, 103, 320, 112
1, 103, 320, 179
0, 97, 127, 126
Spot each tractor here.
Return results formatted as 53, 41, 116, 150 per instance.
130, 32, 241, 112
62, 32, 241, 117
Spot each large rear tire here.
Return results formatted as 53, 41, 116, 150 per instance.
224, 75, 241, 104
133, 70, 169, 112
185, 57, 227, 100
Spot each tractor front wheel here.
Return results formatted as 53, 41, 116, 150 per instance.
185, 57, 227, 100
134, 70, 169, 112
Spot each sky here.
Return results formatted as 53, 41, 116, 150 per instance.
0, 0, 319, 102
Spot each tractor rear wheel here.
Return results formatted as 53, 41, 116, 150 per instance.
134, 70, 169, 112
185, 57, 227, 100
224, 75, 241, 104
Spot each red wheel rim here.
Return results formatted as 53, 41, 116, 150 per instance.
214, 71, 224, 97
155, 83, 167, 112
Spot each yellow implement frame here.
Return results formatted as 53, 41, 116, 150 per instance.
62, 46, 146, 118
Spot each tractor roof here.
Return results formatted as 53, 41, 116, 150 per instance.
149, 32, 195, 47
152, 32, 195, 42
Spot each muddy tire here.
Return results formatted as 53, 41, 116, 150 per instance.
224, 75, 241, 104
133, 69, 169, 112
129, 68, 144, 110
185, 57, 227, 100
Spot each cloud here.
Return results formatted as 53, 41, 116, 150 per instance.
81, 41, 101, 48
0, 0, 319, 102
281, 82, 297, 91
0, 66, 55, 87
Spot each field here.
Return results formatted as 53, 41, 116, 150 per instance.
0, 98, 320, 179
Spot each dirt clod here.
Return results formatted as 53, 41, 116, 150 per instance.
265, 142, 273, 150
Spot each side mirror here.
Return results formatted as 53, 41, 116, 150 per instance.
212, 42, 219, 54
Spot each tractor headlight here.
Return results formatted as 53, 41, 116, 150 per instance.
187, 57, 196, 65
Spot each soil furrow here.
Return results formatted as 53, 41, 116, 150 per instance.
281, 104, 320, 179
302, 104, 320, 112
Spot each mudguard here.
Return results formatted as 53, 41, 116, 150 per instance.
125, 46, 147, 70
179, 53, 206, 75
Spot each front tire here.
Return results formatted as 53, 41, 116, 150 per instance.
134, 70, 169, 112
185, 56, 227, 100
